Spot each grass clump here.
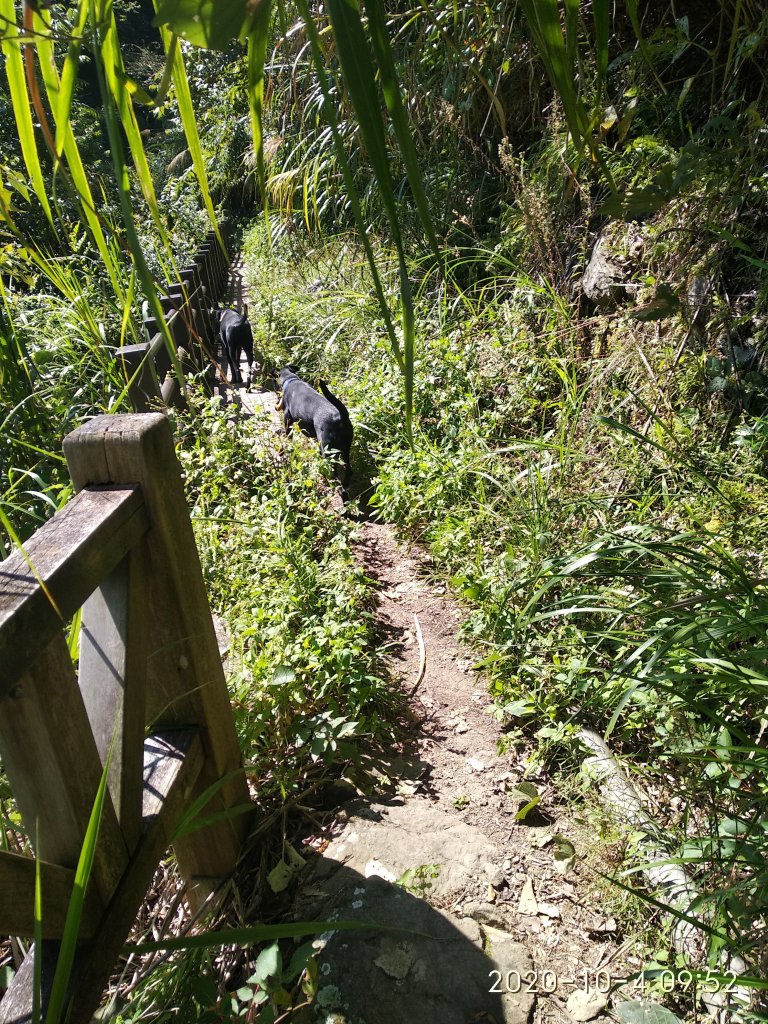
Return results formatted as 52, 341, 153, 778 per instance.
172, 393, 397, 791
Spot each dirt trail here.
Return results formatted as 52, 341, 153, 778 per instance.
345, 520, 630, 1024
230, 266, 631, 1024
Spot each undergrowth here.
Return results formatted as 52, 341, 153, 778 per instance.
240, 193, 768, 1002
172, 392, 398, 791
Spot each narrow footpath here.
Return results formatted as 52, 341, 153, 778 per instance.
230, 404, 631, 1024
227, 261, 632, 1024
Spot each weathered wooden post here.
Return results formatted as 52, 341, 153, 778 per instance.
0, 413, 251, 1024
64, 415, 251, 890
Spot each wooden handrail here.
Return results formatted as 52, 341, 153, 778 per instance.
0, 413, 250, 1024
120, 227, 230, 412
0, 485, 148, 696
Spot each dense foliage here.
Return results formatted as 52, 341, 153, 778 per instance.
2, 0, 768, 1018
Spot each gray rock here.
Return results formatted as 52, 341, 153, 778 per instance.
299, 799, 535, 1023
581, 229, 640, 309
309, 872, 534, 1024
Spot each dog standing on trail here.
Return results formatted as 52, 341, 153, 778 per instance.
276, 367, 353, 486
218, 306, 255, 384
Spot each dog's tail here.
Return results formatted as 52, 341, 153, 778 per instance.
319, 379, 351, 421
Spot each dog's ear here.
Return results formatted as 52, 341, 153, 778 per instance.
319, 380, 351, 421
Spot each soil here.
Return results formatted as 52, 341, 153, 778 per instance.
346, 517, 636, 1024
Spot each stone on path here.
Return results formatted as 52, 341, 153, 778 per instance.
299, 798, 534, 1024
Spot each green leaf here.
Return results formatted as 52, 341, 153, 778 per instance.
615, 1001, 684, 1024
153, 0, 249, 49
551, 834, 577, 875
99, 1, 169, 243
362, 0, 439, 258
293, 0, 405, 404
593, 0, 609, 99
0, 0, 54, 227
126, 919, 384, 954
326, 0, 415, 436
54, 0, 89, 158
155, 21, 225, 249
284, 942, 316, 984
32, 7, 128, 309
45, 755, 112, 1024
510, 781, 541, 820
630, 284, 681, 322
246, 0, 274, 223
251, 943, 282, 988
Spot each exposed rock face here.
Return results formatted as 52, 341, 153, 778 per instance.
300, 799, 535, 1024
581, 226, 642, 308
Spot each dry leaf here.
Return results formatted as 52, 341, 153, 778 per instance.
517, 877, 538, 915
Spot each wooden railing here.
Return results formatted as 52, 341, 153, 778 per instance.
0, 413, 251, 1023
119, 229, 230, 411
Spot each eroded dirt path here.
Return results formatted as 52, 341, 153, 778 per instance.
335, 518, 632, 1024
232, 267, 631, 1023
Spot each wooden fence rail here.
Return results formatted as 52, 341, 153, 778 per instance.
119, 228, 231, 412
0, 413, 251, 1023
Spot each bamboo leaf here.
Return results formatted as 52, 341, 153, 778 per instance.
363, 0, 439, 259
155, 20, 225, 250
32, 8, 128, 309
0, 0, 54, 226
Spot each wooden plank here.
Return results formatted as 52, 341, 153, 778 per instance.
67, 730, 204, 1024
0, 633, 129, 901
0, 850, 102, 939
0, 731, 203, 1024
63, 416, 250, 887
0, 486, 148, 696
118, 344, 161, 412
0, 940, 58, 1024
79, 546, 147, 852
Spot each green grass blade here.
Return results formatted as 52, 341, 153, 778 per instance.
0, 0, 54, 227
625, 0, 667, 94
362, 0, 440, 260
98, 0, 173, 252
33, 821, 42, 1024
326, 0, 415, 436
245, 0, 274, 233
126, 919, 408, 954
44, 756, 111, 1024
54, 0, 89, 158
294, 0, 401, 367
32, 8, 128, 308
156, 21, 226, 250
518, 0, 587, 149
89, 0, 182, 384
592, 0, 609, 101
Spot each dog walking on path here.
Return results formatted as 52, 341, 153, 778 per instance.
276, 367, 353, 485
217, 306, 255, 384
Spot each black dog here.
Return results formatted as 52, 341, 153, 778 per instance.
217, 306, 255, 384
277, 367, 353, 485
